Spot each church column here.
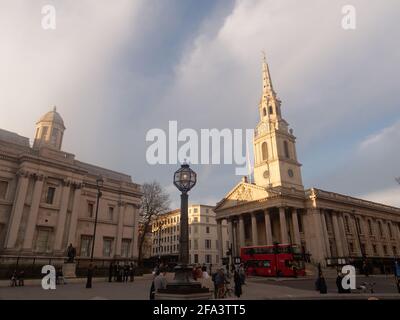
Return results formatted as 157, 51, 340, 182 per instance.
264, 209, 273, 245
67, 183, 82, 247
217, 219, 224, 264
228, 218, 234, 256
5, 170, 30, 249
251, 212, 258, 245
279, 207, 288, 243
22, 174, 45, 250
291, 209, 301, 246
54, 180, 72, 252
332, 212, 344, 256
238, 215, 245, 247
115, 201, 125, 257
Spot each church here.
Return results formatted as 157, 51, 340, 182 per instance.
0, 109, 142, 266
214, 57, 400, 271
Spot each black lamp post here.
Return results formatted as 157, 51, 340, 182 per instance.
157, 163, 210, 298
90, 176, 103, 262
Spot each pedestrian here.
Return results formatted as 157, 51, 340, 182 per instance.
192, 266, 198, 280
201, 265, 210, 279
18, 270, 25, 287
394, 260, 400, 293
239, 264, 246, 285
108, 262, 114, 282
153, 267, 167, 297
315, 272, 327, 294
56, 268, 66, 285
215, 268, 226, 298
114, 263, 119, 281
149, 270, 159, 300
130, 262, 135, 282
234, 269, 242, 298
336, 271, 344, 293
10, 270, 17, 287
124, 264, 129, 282
86, 263, 94, 289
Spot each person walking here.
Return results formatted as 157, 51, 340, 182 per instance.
86, 263, 94, 289
18, 270, 25, 287
108, 262, 114, 283
129, 262, 135, 282
151, 267, 167, 299
10, 270, 17, 287
315, 271, 327, 294
234, 269, 242, 298
336, 271, 344, 293
215, 268, 226, 299
124, 264, 130, 283
239, 264, 246, 285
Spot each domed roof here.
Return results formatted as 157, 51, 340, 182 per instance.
37, 107, 65, 128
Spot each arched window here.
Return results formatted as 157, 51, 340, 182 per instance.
269, 106, 273, 114
263, 108, 267, 117
283, 141, 290, 158
261, 142, 268, 160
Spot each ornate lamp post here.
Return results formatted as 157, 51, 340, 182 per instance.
156, 163, 210, 299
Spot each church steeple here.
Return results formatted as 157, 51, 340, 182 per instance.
259, 53, 282, 121
253, 55, 303, 191
33, 107, 65, 150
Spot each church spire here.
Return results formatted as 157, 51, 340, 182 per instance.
259, 53, 281, 120
262, 51, 276, 99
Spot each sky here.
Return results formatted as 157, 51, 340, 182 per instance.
0, 0, 399, 209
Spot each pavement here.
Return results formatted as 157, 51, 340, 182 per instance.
0, 273, 399, 300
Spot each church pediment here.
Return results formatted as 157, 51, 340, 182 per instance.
215, 182, 269, 211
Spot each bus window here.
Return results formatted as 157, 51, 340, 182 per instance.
263, 261, 271, 268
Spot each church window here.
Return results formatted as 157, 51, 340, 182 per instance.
35, 228, 51, 253
269, 106, 273, 114
288, 169, 294, 178
263, 108, 267, 117
80, 235, 92, 257
87, 202, 94, 217
103, 237, 113, 257
261, 142, 268, 160
108, 206, 114, 221
284, 141, 290, 158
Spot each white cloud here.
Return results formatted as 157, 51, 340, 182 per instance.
359, 187, 400, 208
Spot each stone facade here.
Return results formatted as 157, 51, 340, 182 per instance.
151, 204, 229, 267
0, 109, 142, 261
215, 58, 400, 268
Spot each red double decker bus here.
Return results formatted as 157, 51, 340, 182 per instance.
240, 244, 306, 277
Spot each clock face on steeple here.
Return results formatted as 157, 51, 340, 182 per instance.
263, 170, 269, 179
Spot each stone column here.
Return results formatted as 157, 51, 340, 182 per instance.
279, 207, 288, 243
217, 219, 224, 263
115, 202, 125, 257
238, 215, 245, 247
332, 212, 344, 256
22, 174, 45, 250
360, 216, 372, 256
264, 209, 273, 245
54, 180, 72, 252
5, 170, 30, 249
228, 219, 234, 256
320, 210, 331, 257
291, 209, 301, 246
67, 184, 82, 247
251, 212, 258, 245
337, 213, 349, 256
132, 205, 139, 259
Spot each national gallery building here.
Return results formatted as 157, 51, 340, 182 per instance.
214, 58, 400, 271
0, 109, 142, 267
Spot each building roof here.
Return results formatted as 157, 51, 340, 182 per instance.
0, 128, 30, 147
37, 107, 65, 128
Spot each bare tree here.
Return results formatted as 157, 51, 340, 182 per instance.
137, 181, 170, 265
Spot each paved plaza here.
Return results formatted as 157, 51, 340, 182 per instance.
0, 274, 399, 300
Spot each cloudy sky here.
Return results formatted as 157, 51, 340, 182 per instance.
0, 0, 399, 209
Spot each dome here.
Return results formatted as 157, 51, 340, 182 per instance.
37, 107, 65, 128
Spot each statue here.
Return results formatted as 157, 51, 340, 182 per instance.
66, 243, 76, 263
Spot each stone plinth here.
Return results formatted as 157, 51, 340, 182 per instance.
62, 263, 76, 278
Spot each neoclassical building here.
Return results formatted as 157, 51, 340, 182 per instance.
151, 204, 229, 268
0, 108, 142, 262
215, 58, 400, 269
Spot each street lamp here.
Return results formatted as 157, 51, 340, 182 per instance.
90, 176, 103, 261
156, 163, 210, 299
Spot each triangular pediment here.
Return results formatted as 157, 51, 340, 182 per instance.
215, 182, 269, 211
